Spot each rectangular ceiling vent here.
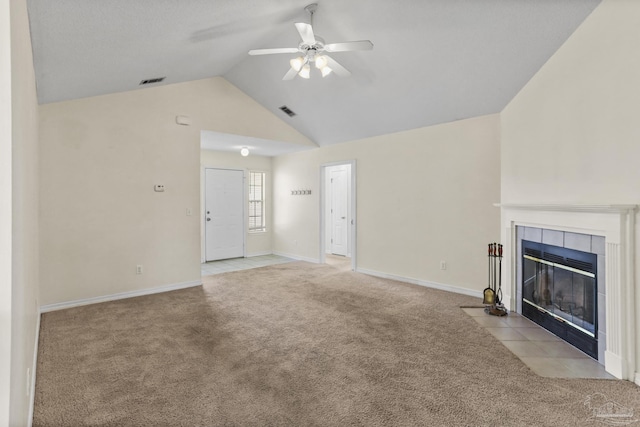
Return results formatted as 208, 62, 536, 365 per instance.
279, 105, 296, 117
139, 77, 166, 85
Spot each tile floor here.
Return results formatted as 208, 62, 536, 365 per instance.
463, 307, 614, 379
201, 254, 295, 276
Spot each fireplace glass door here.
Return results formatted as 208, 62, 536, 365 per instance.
521, 240, 597, 358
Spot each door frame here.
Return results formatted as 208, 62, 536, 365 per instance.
319, 160, 356, 271
202, 167, 246, 263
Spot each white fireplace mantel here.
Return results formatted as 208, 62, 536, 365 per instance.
498, 203, 638, 382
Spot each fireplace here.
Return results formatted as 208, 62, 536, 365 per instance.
521, 240, 598, 358
498, 203, 637, 381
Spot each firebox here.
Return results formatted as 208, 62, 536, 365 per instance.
521, 240, 598, 359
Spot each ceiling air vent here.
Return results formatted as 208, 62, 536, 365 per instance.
279, 105, 296, 117
139, 77, 166, 85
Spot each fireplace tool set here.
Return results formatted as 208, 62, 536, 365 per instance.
483, 242, 507, 316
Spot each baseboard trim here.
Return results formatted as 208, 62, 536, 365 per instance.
40, 280, 202, 313
356, 267, 483, 299
246, 251, 273, 257
27, 309, 40, 427
272, 251, 319, 264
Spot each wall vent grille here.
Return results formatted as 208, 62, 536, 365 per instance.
139, 77, 166, 85
279, 105, 296, 117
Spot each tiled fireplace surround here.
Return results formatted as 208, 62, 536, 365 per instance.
515, 226, 605, 362
499, 204, 637, 382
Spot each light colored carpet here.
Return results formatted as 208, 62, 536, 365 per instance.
33, 261, 640, 426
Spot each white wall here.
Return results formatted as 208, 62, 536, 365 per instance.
3, 0, 40, 424
200, 149, 273, 258
39, 77, 312, 306
501, 0, 640, 374
274, 114, 501, 294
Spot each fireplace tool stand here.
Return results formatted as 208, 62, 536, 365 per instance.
483, 242, 507, 316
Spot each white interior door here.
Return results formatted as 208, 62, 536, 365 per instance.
330, 166, 349, 256
205, 168, 244, 262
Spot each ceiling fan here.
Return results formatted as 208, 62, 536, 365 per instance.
248, 3, 373, 80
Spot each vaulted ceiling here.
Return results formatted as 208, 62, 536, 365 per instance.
27, 0, 600, 147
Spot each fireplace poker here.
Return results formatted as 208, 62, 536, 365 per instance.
492, 242, 497, 294
497, 244, 503, 304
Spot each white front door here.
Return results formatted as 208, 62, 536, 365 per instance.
330, 166, 349, 256
205, 168, 244, 262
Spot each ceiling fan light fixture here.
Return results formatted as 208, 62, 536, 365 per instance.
321, 66, 332, 77
315, 55, 328, 69
248, 3, 372, 81
289, 56, 305, 72
298, 64, 311, 79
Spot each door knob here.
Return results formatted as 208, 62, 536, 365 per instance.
206, 218, 211, 221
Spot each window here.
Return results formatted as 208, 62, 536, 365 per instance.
249, 171, 266, 232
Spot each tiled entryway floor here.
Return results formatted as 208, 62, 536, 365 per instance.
201, 254, 295, 276
463, 307, 614, 379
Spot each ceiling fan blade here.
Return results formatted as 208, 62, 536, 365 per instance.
282, 67, 298, 81
295, 22, 316, 45
324, 40, 374, 53
325, 56, 351, 77
249, 47, 299, 56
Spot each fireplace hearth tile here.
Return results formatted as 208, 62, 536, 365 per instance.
598, 331, 606, 364
471, 316, 510, 328
502, 316, 538, 328
520, 357, 613, 378
513, 327, 561, 341
564, 232, 591, 252
463, 310, 613, 378
561, 358, 614, 379
598, 256, 606, 295
535, 341, 590, 358
523, 227, 542, 242
485, 327, 527, 341
598, 293, 606, 330
501, 341, 549, 358
592, 235, 606, 256
542, 229, 564, 247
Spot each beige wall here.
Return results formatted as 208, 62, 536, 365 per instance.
0, 0, 12, 422
3, 0, 41, 424
502, 0, 640, 204
39, 77, 312, 306
200, 149, 273, 258
501, 0, 640, 374
273, 114, 501, 294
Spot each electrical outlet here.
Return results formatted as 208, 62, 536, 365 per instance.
154, 184, 165, 192
136, 265, 143, 274
440, 261, 447, 270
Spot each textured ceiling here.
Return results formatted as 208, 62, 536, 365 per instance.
27, 0, 601, 147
